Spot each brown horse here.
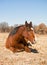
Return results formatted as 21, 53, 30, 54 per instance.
6, 21, 36, 52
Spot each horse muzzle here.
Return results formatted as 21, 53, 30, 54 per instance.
27, 39, 36, 44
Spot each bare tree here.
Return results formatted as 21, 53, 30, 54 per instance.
0, 22, 9, 32
34, 23, 47, 34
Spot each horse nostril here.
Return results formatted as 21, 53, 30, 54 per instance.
32, 42, 35, 44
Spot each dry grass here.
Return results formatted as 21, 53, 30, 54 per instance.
0, 33, 47, 65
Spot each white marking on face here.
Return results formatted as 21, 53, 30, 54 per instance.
31, 27, 34, 30
27, 40, 32, 45
27, 40, 31, 44
31, 28, 37, 42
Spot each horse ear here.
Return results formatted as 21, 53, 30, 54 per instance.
30, 21, 33, 27
25, 21, 28, 27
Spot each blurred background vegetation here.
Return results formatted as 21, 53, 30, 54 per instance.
0, 22, 47, 34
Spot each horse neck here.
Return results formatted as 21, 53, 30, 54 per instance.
13, 26, 25, 40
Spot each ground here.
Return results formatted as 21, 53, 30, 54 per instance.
0, 33, 47, 65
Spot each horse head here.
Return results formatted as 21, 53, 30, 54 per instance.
22, 21, 36, 44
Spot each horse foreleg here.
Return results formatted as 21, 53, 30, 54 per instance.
15, 43, 25, 49
16, 43, 31, 52
24, 46, 31, 52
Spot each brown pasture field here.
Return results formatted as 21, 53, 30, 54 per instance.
0, 33, 47, 65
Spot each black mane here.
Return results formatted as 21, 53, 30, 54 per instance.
9, 25, 24, 36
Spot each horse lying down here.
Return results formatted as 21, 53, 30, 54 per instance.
5, 21, 36, 53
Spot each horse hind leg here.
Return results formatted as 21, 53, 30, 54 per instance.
9, 47, 23, 53
6, 43, 16, 53
6, 41, 10, 49
9, 47, 21, 53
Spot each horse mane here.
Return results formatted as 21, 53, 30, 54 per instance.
9, 25, 24, 36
